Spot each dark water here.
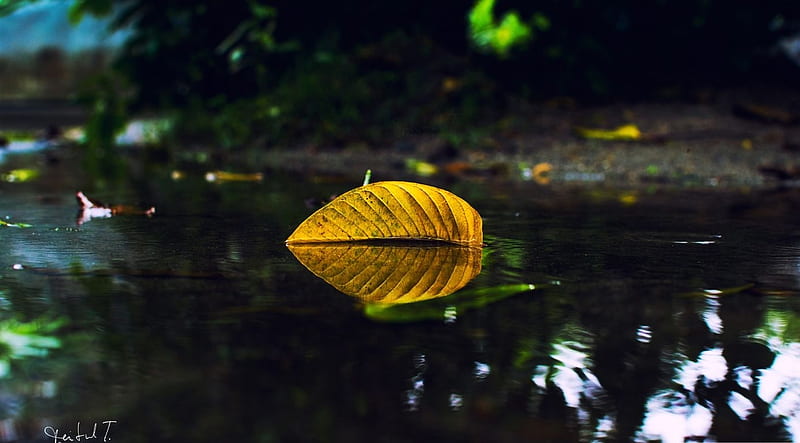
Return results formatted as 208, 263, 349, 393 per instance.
1, 150, 799, 442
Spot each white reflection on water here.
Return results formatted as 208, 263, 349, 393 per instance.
701, 297, 723, 335
636, 324, 652, 344
638, 348, 725, 442
638, 304, 800, 442
549, 341, 598, 408
759, 344, 800, 437
593, 415, 616, 441
405, 353, 427, 412
734, 365, 753, 390
531, 364, 548, 390
534, 334, 611, 439
473, 361, 490, 380
728, 391, 755, 420
753, 309, 800, 441
638, 390, 713, 443
449, 393, 463, 411
677, 348, 727, 390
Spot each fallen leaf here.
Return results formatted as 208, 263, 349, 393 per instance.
405, 159, 439, 176
575, 124, 642, 141
287, 243, 481, 304
531, 162, 553, 185
618, 192, 637, 205
286, 181, 483, 247
205, 171, 264, 183
733, 103, 798, 125
0, 219, 32, 228
75, 191, 155, 225
442, 161, 474, 175
1, 169, 39, 183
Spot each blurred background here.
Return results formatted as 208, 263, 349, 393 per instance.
1, 0, 799, 152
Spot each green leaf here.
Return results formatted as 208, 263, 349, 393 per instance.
67, 0, 112, 24
0, 219, 32, 228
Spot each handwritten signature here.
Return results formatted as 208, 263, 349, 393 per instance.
43, 420, 117, 442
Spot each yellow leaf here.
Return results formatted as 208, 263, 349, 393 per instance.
287, 243, 481, 304
405, 159, 439, 176
618, 192, 637, 205
204, 170, 264, 183
286, 181, 483, 247
575, 124, 641, 141
1, 168, 40, 183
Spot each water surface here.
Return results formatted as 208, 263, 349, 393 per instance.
1, 153, 799, 442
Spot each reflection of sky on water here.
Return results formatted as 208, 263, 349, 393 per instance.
639, 390, 713, 443
636, 302, 800, 443
677, 347, 727, 389
533, 332, 612, 440
0, 141, 53, 163
473, 361, 491, 379
0, 188, 132, 299
760, 344, 800, 438
520, 291, 799, 442
701, 296, 723, 335
754, 309, 800, 439
544, 341, 602, 409
405, 353, 427, 412
637, 348, 722, 443
400, 300, 798, 441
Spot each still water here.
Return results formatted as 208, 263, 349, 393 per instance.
0, 150, 799, 442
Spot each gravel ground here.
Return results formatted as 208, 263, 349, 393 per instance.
257, 88, 800, 190
3, 89, 799, 190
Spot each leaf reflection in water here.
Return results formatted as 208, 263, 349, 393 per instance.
364, 283, 538, 323
287, 242, 482, 304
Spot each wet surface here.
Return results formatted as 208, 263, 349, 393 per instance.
0, 148, 799, 442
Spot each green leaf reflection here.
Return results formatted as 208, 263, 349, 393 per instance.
0, 318, 64, 377
0, 219, 33, 228
364, 283, 539, 322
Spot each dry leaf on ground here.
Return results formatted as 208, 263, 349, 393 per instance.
575, 124, 642, 141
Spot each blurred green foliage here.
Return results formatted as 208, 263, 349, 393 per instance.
0, 0, 33, 16
0, 317, 64, 377
469, 0, 541, 57
6, 0, 799, 147
79, 72, 129, 151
